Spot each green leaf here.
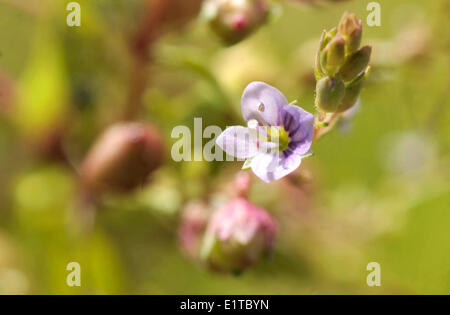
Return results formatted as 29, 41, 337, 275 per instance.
242, 158, 253, 170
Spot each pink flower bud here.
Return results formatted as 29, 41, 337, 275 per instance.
231, 13, 249, 31
201, 198, 277, 273
234, 171, 252, 198
203, 0, 270, 45
178, 201, 210, 259
81, 122, 164, 194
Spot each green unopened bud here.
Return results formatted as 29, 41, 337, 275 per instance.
202, 0, 270, 45
339, 45, 372, 82
338, 12, 363, 54
338, 72, 366, 112
320, 35, 346, 75
315, 28, 338, 78
315, 76, 345, 113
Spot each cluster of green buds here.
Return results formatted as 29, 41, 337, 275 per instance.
201, 0, 271, 45
314, 12, 372, 114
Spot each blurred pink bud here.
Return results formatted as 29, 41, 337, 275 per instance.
234, 171, 252, 198
178, 201, 210, 259
231, 13, 249, 31
202, 0, 270, 45
81, 122, 164, 194
201, 198, 277, 273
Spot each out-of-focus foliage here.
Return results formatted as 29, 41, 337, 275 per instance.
0, 0, 449, 294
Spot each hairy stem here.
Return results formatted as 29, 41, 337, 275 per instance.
313, 111, 340, 141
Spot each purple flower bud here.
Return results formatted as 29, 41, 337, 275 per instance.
178, 201, 210, 260
338, 45, 372, 82
201, 198, 277, 273
338, 12, 363, 54
202, 0, 270, 45
315, 76, 345, 113
81, 122, 164, 194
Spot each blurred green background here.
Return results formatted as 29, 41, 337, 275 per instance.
0, 0, 449, 294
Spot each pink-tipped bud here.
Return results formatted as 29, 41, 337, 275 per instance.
202, 0, 270, 45
81, 122, 164, 194
201, 198, 277, 273
231, 13, 249, 31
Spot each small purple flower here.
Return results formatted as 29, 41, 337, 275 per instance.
216, 82, 314, 183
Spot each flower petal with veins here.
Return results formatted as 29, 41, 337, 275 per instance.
250, 151, 302, 183
241, 81, 288, 126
